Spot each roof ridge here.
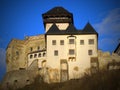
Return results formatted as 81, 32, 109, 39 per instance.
43, 6, 72, 15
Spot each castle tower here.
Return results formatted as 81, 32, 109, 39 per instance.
42, 7, 73, 32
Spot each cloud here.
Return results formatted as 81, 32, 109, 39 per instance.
95, 8, 120, 35
94, 8, 120, 52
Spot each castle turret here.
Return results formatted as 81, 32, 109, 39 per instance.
42, 7, 73, 32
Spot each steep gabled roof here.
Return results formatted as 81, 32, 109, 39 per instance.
66, 24, 78, 34
46, 23, 61, 35
46, 23, 98, 35
83, 22, 98, 34
43, 7, 72, 16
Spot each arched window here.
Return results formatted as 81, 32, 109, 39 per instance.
30, 54, 33, 59
34, 54, 37, 58
38, 53, 41, 57
43, 52, 46, 57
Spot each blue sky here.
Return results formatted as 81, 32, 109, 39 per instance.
0, 0, 120, 81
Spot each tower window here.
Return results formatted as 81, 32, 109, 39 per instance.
80, 40, 84, 45
88, 50, 93, 55
60, 40, 64, 45
54, 50, 58, 56
69, 49, 75, 55
52, 40, 56, 45
89, 39, 94, 45
69, 39, 74, 44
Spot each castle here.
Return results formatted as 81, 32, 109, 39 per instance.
2, 7, 120, 89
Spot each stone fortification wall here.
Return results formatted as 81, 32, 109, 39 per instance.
6, 34, 45, 72
98, 50, 120, 70
1, 70, 37, 90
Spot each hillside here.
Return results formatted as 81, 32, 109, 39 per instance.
15, 70, 120, 90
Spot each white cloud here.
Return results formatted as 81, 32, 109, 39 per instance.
95, 8, 120, 35
94, 8, 120, 52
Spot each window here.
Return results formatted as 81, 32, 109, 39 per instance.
89, 39, 94, 44
69, 49, 75, 55
30, 47, 33, 51
30, 54, 33, 59
37, 46, 40, 50
52, 40, 56, 45
14, 80, 18, 83
69, 39, 74, 44
43, 52, 46, 57
88, 50, 93, 55
60, 40, 64, 45
38, 53, 41, 57
54, 50, 58, 56
16, 51, 19, 55
80, 40, 84, 45
34, 54, 37, 58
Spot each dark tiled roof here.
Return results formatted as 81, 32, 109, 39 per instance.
46, 23, 61, 34
83, 22, 98, 34
46, 23, 98, 35
66, 24, 78, 34
43, 7, 72, 16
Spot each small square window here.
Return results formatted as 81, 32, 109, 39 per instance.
69, 49, 75, 55
80, 40, 84, 45
54, 50, 58, 56
89, 39, 94, 45
69, 39, 74, 44
52, 40, 56, 45
88, 50, 93, 55
60, 40, 64, 45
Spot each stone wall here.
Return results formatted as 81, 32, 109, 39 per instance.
6, 34, 45, 72
1, 70, 37, 90
98, 50, 120, 70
